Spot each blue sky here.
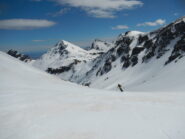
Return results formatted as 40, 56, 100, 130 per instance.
0, 0, 184, 53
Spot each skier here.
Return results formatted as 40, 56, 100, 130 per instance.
117, 84, 124, 92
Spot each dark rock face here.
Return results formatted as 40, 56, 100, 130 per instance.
165, 35, 185, 65
46, 59, 81, 74
142, 18, 185, 63
115, 35, 139, 68
96, 54, 116, 76
131, 47, 145, 56
7, 50, 32, 62
101, 61, 112, 75
131, 56, 139, 66
122, 58, 130, 68
142, 40, 156, 62
117, 39, 145, 67
47, 66, 71, 74
138, 35, 149, 45
116, 36, 132, 47
116, 46, 130, 56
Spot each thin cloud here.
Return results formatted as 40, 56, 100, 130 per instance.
87, 9, 116, 18
31, 0, 42, 1
174, 13, 179, 16
137, 19, 166, 27
123, 13, 129, 16
0, 19, 56, 30
0, 44, 51, 53
35, 0, 143, 18
48, 8, 70, 17
32, 40, 47, 42
112, 25, 129, 30
71, 36, 116, 48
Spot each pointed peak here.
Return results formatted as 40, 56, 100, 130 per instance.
174, 16, 185, 23
117, 31, 145, 41
90, 39, 112, 52
124, 31, 144, 37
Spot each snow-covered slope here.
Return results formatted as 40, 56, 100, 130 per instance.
1, 51, 185, 139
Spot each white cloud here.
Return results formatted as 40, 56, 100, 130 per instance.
112, 25, 129, 30
87, 9, 116, 18
0, 19, 56, 30
137, 19, 166, 27
37, 0, 143, 18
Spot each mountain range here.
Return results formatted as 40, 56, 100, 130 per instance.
7, 16, 185, 92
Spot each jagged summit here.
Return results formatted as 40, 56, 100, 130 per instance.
117, 31, 144, 40
89, 39, 113, 53
53, 40, 87, 55
173, 16, 185, 24
33, 40, 89, 70
124, 31, 144, 37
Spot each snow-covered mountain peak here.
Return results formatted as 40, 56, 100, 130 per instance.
33, 40, 90, 70
54, 40, 87, 55
118, 31, 145, 40
89, 39, 113, 52
55, 40, 67, 49
125, 31, 145, 37
116, 31, 145, 49
173, 16, 185, 24
32, 40, 101, 81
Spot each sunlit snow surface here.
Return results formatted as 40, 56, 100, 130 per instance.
0, 52, 185, 139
